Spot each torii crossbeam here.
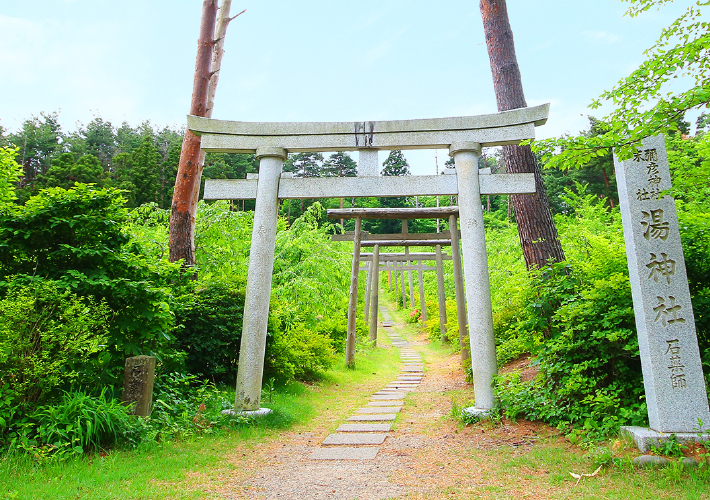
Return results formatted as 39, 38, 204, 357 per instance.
189, 104, 547, 416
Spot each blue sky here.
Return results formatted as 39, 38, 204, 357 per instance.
0, 0, 691, 174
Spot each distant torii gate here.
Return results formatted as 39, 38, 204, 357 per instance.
330, 209, 468, 362
189, 104, 547, 415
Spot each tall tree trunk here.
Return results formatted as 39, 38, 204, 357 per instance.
170, 2, 243, 268
169, 0, 217, 267
187, 4, 245, 246
480, 0, 565, 269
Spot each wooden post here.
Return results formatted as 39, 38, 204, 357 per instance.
369, 244, 380, 344
389, 270, 392, 291
363, 261, 372, 323
122, 356, 156, 417
436, 244, 448, 343
449, 214, 470, 361
346, 217, 363, 366
418, 262, 427, 322
401, 268, 406, 308
403, 221, 415, 309
393, 264, 398, 293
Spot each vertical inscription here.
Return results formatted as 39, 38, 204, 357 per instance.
615, 134, 710, 432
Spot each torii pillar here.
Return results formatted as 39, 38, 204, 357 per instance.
451, 142, 496, 415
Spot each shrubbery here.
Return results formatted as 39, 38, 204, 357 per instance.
488, 185, 710, 440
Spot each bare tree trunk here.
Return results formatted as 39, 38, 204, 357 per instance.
480, 0, 565, 269
169, 0, 217, 267
170, 2, 244, 267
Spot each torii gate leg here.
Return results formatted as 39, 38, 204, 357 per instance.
345, 217, 363, 366
401, 268, 406, 308
369, 244, 380, 344
449, 214, 470, 362
364, 261, 372, 323
435, 244, 448, 343
418, 262, 427, 322
403, 222, 415, 310
234, 147, 285, 411
451, 141, 497, 413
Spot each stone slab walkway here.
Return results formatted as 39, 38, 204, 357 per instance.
308, 305, 424, 462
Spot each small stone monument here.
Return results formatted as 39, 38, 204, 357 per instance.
615, 135, 710, 451
122, 355, 156, 417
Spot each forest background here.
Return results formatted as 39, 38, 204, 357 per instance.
1, 0, 710, 460
1, 109, 709, 456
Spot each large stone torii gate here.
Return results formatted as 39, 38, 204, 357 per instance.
189, 104, 548, 415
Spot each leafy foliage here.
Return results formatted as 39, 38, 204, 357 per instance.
172, 278, 246, 383
0, 280, 110, 411
0, 147, 22, 206
0, 184, 184, 386
531, 0, 710, 166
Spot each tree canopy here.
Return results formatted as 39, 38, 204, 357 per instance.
531, 0, 710, 167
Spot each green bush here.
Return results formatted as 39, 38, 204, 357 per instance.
0, 184, 184, 387
266, 322, 336, 380
172, 279, 246, 383
0, 279, 110, 411
491, 189, 647, 439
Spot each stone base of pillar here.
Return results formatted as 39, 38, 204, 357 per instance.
462, 406, 492, 421
221, 408, 273, 418
621, 426, 710, 453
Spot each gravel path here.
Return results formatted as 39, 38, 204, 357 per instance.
214, 304, 547, 499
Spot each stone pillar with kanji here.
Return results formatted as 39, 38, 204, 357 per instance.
616, 135, 710, 450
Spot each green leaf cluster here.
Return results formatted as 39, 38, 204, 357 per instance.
530, 0, 710, 168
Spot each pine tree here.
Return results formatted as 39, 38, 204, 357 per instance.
291, 152, 325, 178
381, 150, 410, 176
323, 152, 358, 177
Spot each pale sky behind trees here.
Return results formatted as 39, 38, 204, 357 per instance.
0, 0, 694, 174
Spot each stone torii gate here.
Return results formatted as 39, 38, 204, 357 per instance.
189, 104, 547, 414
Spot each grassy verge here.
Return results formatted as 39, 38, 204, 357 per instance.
0, 343, 401, 500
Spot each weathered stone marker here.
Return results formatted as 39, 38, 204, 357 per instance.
190, 105, 547, 411
616, 135, 710, 449
122, 355, 156, 416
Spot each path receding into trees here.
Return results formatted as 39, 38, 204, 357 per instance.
210, 302, 561, 500
307, 305, 423, 461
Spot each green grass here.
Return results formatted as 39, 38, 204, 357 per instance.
0, 340, 402, 500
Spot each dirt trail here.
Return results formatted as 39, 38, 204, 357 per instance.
213, 305, 553, 500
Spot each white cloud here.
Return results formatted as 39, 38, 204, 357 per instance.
583, 30, 621, 44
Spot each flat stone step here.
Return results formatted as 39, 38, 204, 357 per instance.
402, 368, 423, 373
348, 414, 396, 421
386, 385, 416, 390
322, 433, 388, 445
336, 423, 392, 432
398, 376, 422, 380
309, 447, 379, 460
368, 401, 404, 406
357, 407, 401, 414
372, 393, 406, 400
